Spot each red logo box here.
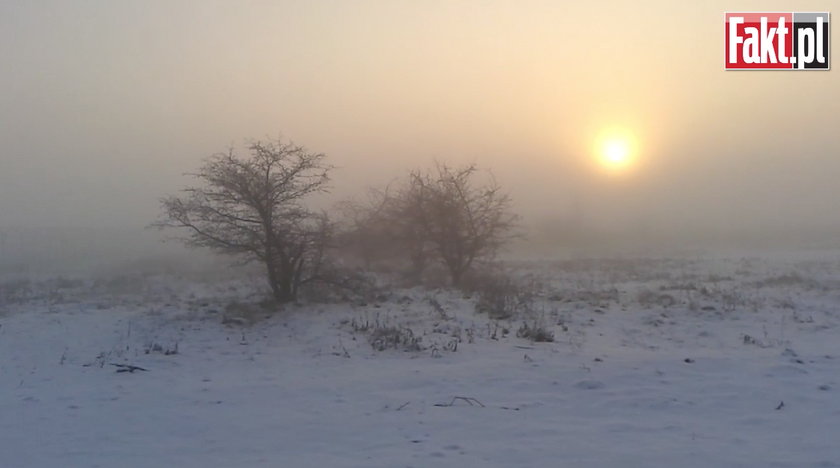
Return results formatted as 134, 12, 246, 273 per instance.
725, 12, 830, 70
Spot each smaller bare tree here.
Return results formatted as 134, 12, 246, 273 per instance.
154, 137, 332, 303
401, 163, 519, 287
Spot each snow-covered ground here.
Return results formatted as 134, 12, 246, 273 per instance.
2, 253, 840, 467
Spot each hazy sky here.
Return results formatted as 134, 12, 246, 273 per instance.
1, 0, 839, 243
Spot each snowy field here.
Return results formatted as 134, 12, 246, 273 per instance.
2, 253, 840, 468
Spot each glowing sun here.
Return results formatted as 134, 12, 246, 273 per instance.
595, 128, 637, 172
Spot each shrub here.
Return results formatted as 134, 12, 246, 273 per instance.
472, 273, 534, 320
351, 314, 424, 352
368, 325, 423, 352
298, 265, 379, 303
636, 289, 676, 308
516, 318, 555, 342
0, 278, 33, 304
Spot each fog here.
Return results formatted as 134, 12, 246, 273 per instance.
2, 0, 840, 269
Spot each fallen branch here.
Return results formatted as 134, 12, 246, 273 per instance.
434, 396, 485, 408
111, 363, 149, 373
433, 396, 520, 411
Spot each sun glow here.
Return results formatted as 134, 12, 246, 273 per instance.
595, 128, 637, 172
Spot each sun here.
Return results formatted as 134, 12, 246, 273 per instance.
603, 139, 630, 164
594, 128, 637, 172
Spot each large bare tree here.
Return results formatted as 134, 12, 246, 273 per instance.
155, 138, 332, 303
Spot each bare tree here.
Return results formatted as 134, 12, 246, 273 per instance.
391, 174, 435, 281
398, 163, 519, 286
337, 181, 430, 281
154, 138, 332, 303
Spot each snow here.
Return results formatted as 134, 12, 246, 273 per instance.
2, 254, 840, 467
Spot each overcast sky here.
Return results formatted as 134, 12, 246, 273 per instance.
1, 0, 839, 247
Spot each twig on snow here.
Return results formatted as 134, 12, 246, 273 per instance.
434, 396, 485, 408
110, 363, 149, 373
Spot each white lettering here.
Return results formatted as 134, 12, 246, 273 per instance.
816, 17, 825, 63
797, 27, 814, 69
743, 27, 760, 63
760, 17, 778, 62
729, 17, 744, 63
777, 17, 789, 63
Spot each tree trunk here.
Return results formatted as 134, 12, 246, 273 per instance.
265, 260, 294, 303
450, 266, 464, 288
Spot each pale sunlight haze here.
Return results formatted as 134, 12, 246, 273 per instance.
0, 0, 838, 249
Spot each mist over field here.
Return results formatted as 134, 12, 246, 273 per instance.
2, 0, 840, 272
